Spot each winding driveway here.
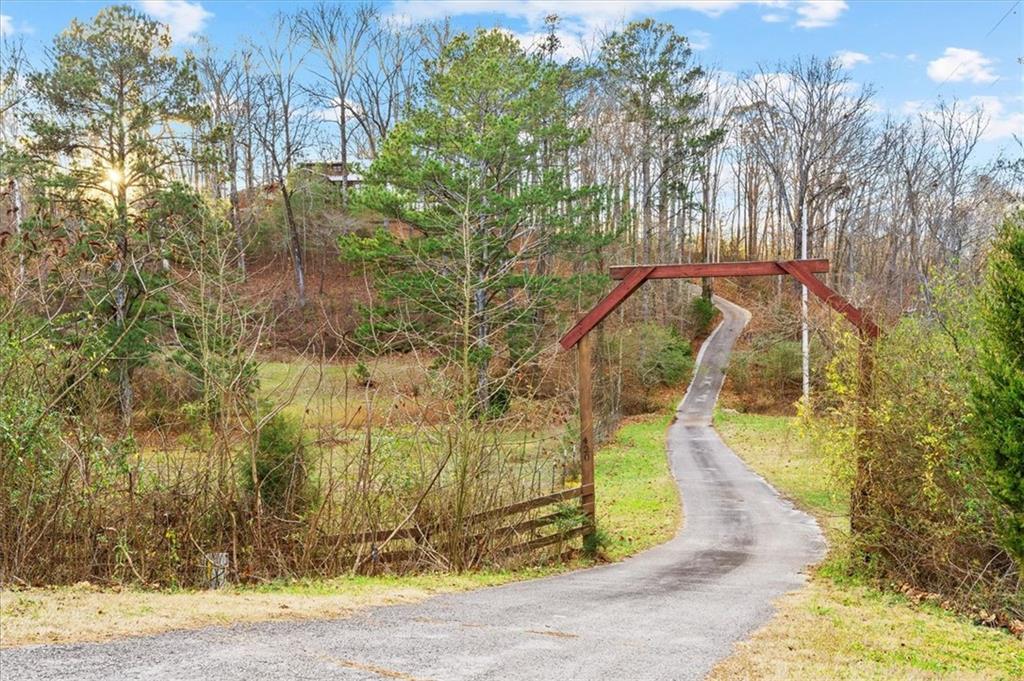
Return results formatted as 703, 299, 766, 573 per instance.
1, 294, 825, 680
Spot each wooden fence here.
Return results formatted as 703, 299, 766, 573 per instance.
339, 484, 594, 571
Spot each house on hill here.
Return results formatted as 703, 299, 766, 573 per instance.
295, 161, 363, 188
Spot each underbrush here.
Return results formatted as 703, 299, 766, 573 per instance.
1, 401, 682, 646
717, 289, 823, 414
815, 315, 1022, 622
600, 322, 693, 416
0, 332, 686, 589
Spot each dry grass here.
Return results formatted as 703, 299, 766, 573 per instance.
709, 580, 1023, 681
0, 572, 534, 648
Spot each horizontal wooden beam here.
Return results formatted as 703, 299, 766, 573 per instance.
609, 259, 830, 280
336, 485, 594, 545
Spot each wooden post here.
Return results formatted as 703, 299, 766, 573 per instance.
578, 333, 596, 536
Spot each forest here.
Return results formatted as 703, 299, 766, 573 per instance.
0, 1, 1021, 650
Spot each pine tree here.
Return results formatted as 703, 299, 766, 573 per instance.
341, 29, 598, 419
27, 5, 206, 426
973, 209, 1024, 562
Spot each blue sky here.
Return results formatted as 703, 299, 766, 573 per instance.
2, 1, 1022, 159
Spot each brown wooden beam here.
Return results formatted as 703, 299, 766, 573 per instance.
577, 333, 595, 537
778, 260, 880, 338
559, 265, 655, 350
609, 259, 830, 280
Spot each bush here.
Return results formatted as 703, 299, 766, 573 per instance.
241, 410, 314, 515
688, 295, 717, 338
815, 286, 1020, 616
0, 331, 64, 510
728, 336, 806, 411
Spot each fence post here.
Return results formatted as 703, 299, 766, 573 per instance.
206, 552, 229, 589
578, 332, 596, 539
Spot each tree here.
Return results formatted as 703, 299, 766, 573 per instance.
740, 57, 873, 402
250, 15, 317, 307
352, 13, 425, 160
0, 35, 31, 295
27, 4, 205, 425
195, 42, 250, 277
599, 20, 710, 317
973, 208, 1024, 563
299, 1, 374, 206
342, 29, 597, 418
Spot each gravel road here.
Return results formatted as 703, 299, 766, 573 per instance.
1, 294, 825, 680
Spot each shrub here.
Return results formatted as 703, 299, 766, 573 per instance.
814, 286, 1020, 616
0, 331, 64, 510
241, 410, 314, 515
352, 360, 373, 387
606, 323, 693, 414
728, 336, 806, 411
688, 295, 717, 338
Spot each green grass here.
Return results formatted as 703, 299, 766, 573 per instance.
595, 412, 680, 560
709, 409, 1023, 681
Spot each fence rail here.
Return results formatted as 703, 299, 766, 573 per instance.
336, 484, 593, 568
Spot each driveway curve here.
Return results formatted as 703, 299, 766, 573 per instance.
2, 293, 825, 681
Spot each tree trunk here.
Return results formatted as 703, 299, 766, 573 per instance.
281, 185, 306, 306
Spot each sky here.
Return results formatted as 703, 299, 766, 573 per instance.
1, 0, 1022, 160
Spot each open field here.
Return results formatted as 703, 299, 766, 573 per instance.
0, 401, 680, 648
709, 410, 1023, 681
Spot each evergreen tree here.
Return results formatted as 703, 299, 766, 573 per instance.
598, 20, 716, 309
973, 209, 1024, 563
341, 29, 599, 418
27, 5, 206, 425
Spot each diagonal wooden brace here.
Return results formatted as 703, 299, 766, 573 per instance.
559, 266, 656, 350
777, 260, 880, 338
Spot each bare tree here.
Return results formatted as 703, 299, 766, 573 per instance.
351, 15, 424, 159
299, 1, 374, 205
741, 57, 874, 402
250, 16, 318, 306
196, 43, 251, 277
0, 36, 30, 293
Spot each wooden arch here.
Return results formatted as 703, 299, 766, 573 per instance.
558, 259, 879, 535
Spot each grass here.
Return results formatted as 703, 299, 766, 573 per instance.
708, 409, 1023, 681
594, 411, 680, 561
0, 405, 680, 648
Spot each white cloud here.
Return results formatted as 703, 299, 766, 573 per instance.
795, 0, 848, 29
689, 29, 711, 51
389, 1, 726, 63
387, 1, 831, 34
139, 0, 212, 45
389, 1, 749, 27
905, 53, 919, 62
835, 50, 870, 69
900, 96, 1022, 142
501, 28, 588, 61
901, 100, 925, 116
0, 15, 12, 37
969, 95, 1024, 141
926, 47, 997, 84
